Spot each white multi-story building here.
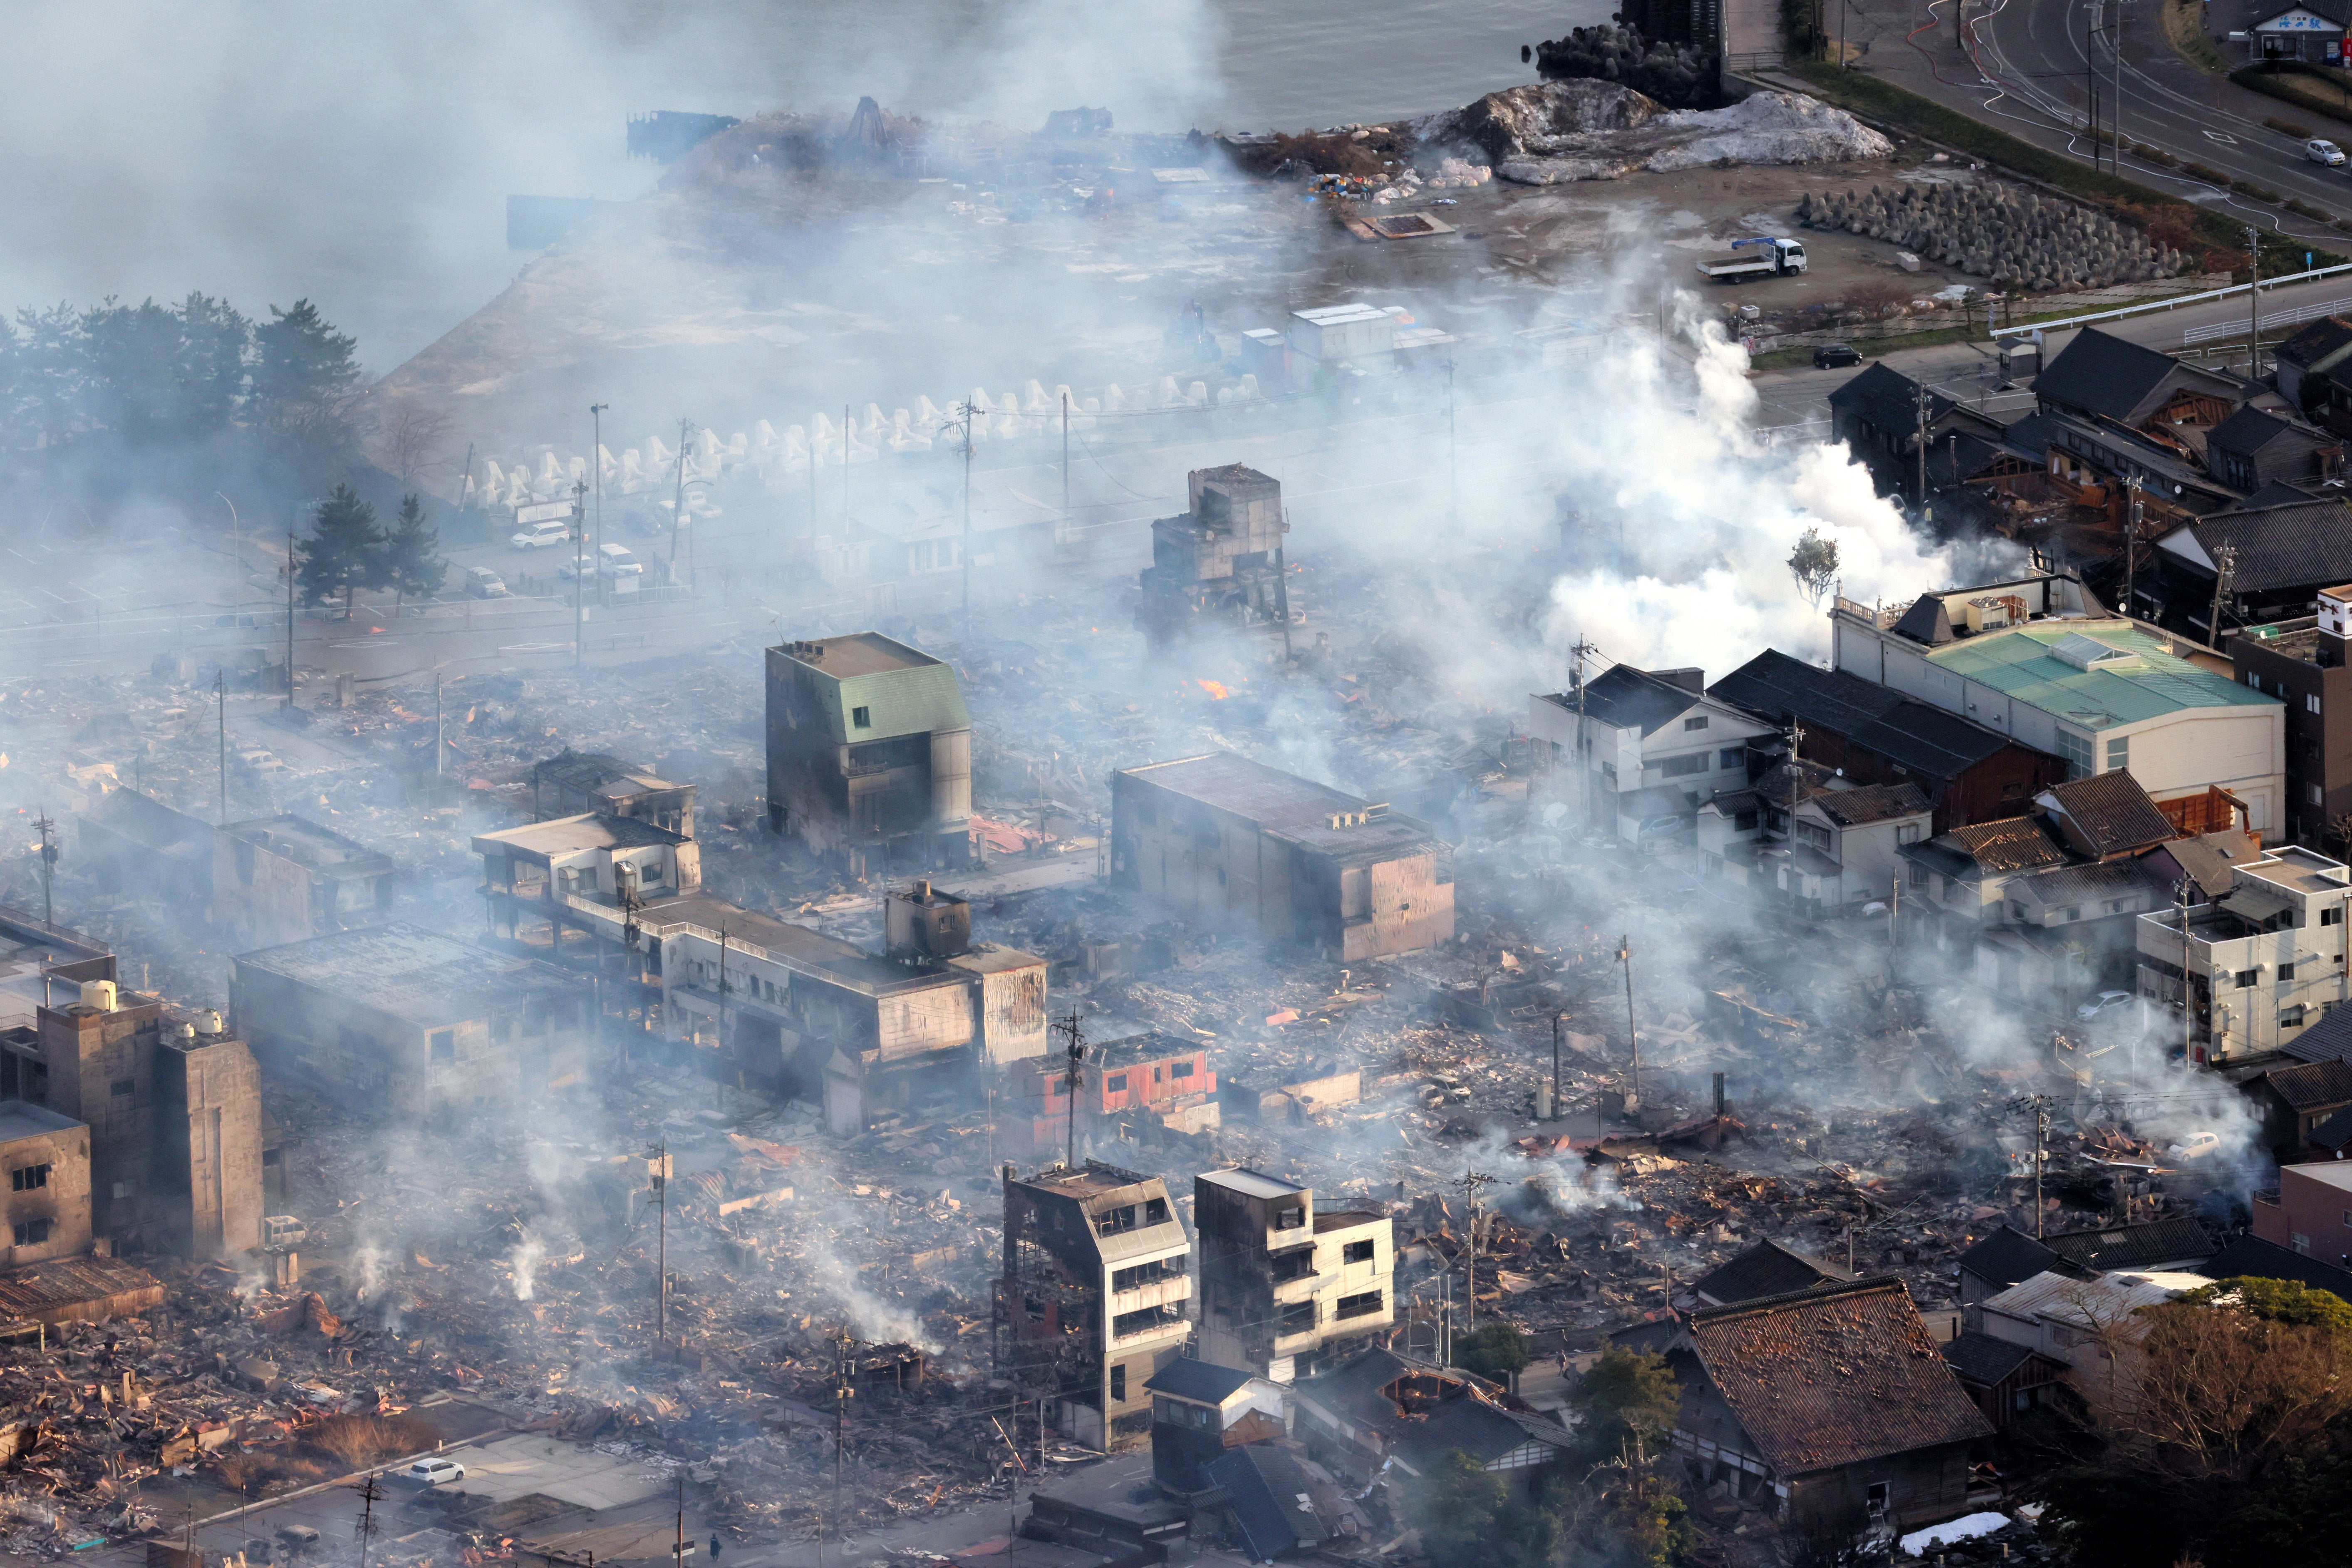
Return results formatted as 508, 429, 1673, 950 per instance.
2137, 844, 2352, 1062
1195, 1168, 1393, 1384
1529, 665, 1779, 843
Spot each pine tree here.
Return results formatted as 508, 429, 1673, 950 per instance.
251, 300, 362, 472
171, 292, 250, 441
298, 484, 387, 618
383, 494, 446, 610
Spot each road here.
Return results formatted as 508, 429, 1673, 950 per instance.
1769, 0, 2352, 242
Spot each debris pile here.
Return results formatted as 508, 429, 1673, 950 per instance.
1417, 82, 1892, 186
1532, 23, 1721, 110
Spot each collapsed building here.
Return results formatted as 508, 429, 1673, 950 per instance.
1138, 465, 1291, 644
213, 814, 397, 950
765, 632, 973, 873
998, 1159, 1192, 1451
530, 749, 698, 835
1110, 751, 1455, 958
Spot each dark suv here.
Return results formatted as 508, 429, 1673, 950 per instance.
1813, 343, 1863, 369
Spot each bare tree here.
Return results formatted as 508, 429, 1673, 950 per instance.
1788, 528, 1841, 609
380, 402, 455, 494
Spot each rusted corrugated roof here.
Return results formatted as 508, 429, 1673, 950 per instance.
1686, 1277, 1991, 1476
0, 1257, 164, 1323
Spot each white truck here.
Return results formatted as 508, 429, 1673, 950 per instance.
1695, 236, 1807, 283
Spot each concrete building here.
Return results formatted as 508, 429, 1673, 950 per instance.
1832, 574, 2285, 836
214, 815, 395, 949
2231, 586, 2352, 851
1005, 1030, 1218, 1166
765, 633, 972, 872
2252, 1161, 2352, 1267
473, 813, 701, 944
530, 751, 696, 836
2136, 844, 2352, 1061
1111, 752, 1453, 959
32, 982, 263, 1258
998, 1160, 1193, 1451
1530, 665, 1780, 842
230, 924, 587, 1112
1195, 1168, 1393, 1384
1138, 465, 1291, 644
0, 1101, 90, 1266
1697, 763, 1933, 911
78, 790, 213, 904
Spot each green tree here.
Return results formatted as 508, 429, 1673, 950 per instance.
7, 302, 87, 448
298, 484, 387, 617
171, 291, 250, 440
2181, 1275, 2352, 1333
383, 493, 446, 609
1565, 1348, 1680, 1468
80, 297, 182, 446
1455, 1321, 1532, 1382
1415, 1450, 1512, 1566
251, 299, 363, 470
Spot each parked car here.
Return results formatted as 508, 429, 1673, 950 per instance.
2169, 1130, 2223, 1161
2309, 139, 2347, 167
275, 1527, 321, 1554
597, 542, 643, 577
406, 1458, 466, 1486
2076, 990, 2135, 1021
1635, 813, 1693, 851
1812, 343, 1863, 369
511, 518, 570, 550
463, 565, 511, 599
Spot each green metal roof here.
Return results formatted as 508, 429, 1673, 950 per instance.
1928, 621, 2275, 731
773, 634, 971, 744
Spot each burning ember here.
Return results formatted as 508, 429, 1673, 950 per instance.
1195, 679, 1229, 699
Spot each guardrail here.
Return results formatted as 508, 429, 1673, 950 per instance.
2181, 292, 2352, 346
1990, 259, 2352, 338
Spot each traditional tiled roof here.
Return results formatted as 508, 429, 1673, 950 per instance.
1562, 665, 1706, 736
1683, 1278, 1993, 1476
2037, 772, 2178, 858
1812, 781, 1934, 827
2248, 1057, 2352, 1113
1145, 1358, 1259, 1406
2035, 327, 2235, 423
2191, 1234, 2352, 1301
1692, 1239, 1851, 1305
2041, 1217, 2216, 1273
2164, 500, 2352, 594
2277, 315, 2352, 372
1939, 1331, 2039, 1386
1828, 362, 1953, 437
1937, 817, 2068, 874
1957, 1226, 2074, 1291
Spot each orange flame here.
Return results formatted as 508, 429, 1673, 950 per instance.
1196, 679, 1229, 700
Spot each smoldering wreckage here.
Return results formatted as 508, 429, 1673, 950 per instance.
0, 53, 2341, 1568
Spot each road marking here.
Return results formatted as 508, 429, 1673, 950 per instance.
2205, 131, 2238, 145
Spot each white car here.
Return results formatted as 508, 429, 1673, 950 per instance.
2169, 1131, 2223, 1162
597, 542, 643, 578
2310, 139, 2347, 166
406, 1458, 466, 1486
511, 518, 571, 550
2076, 990, 2134, 1021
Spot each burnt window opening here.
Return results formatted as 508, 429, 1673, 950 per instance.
851, 706, 872, 729
428, 1029, 456, 1063
1274, 1204, 1306, 1231
1280, 1300, 1316, 1333
1342, 1238, 1374, 1264
262, 1148, 281, 1167
1170, 1060, 1195, 1079
11, 1219, 49, 1248
1097, 1204, 1139, 1234
1105, 1073, 1128, 1092
109, 1079, 134, 1097
1144, 1196, 1169, 1225
9, 1164, 48, 1192
1335, 1289, 1383, 1319
1270, 1250, 1314, 1284
1110, 1365, 1127, 1401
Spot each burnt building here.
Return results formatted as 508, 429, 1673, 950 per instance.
1710, 649, 2069, 834
78, 791, 213, 904
0, 1101, 91, 1267
765, 632, 972, 872
1005, 1030, 1218, 1165
1195, 1168, 1392, 1383
214, 815, 395, 950
1826, 363, 2005, 503
33, 982, 263, 1258
2231, 585, 2352, 850
229, 924, 587, 1114
473, 813, 701, 944
1111, 752, 1454, 959
531, 751, 696, 837
1138, 465, 1291, 644
999, 1160, 1193, 1451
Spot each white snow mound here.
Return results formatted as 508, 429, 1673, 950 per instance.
1418, 84, 1890, 185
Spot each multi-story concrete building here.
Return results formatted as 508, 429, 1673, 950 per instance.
33, 981, 263, 1258
214, 815, 396, 950
1138, 464, 1290, 644
2252, 1161, 2352, 1267
1832, 572, 2285, 837
1111, 752, 1454, 959
1530, 664, 1779, 842
2137, 844, 2352, 1061
2230, 585, 2352, 851
999, 1160, 1193, 1451
473, 813, 701, 943
765, 632, 973, 872
1194, 1167, 1393, 1384
0, 1101, 90, 1266
530, 750, 696, 836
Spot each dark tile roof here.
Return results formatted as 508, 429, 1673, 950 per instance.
2012, 857, 2162, 907
1957, 1226, 2072, 1291
1828, 362, 1952, 436
2041, 1217, 2217, 1272
2035, 327, 2224, 423
1684, 1278, 1993, 1475
1721, 653, 2052, 785
1565, 665, 1704, 737
1892, 594, 1957, 646
2169, 500, 2352, 594
1610, 1317, 1683, 1355
1939, 1330, 2039, 1386
2206, 405, 2302, 462
2277, 315, 2352, 372
2037, 771, 2178, 858
1202, 1444, 1326, 1558
1813, 781, 1934, 827
2240, 479, 2333, 509
1935, 817, 2067, 874
2311, 1105, 2352, 1150
2191, 1233, 2352, 1301
1930, 431, 2010, 490
1145, 1358, 1258, 1405
1998, 409, 2065, 463
2283, 1002, 2352, 1065
1692, 1239, 1852, 1305
2248, 1058, 2352, 1113
1405, 1396, 1572, 1471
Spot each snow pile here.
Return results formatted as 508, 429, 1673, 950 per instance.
1898, 1514, 2011, 1556
1418, 82, 1889, 186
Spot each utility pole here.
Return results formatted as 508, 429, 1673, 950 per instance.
843, 403, 853, 526
957, 400, 979, 631
1550, 1010, 1566, 1122
354, 1474, 383, 1568
434, 669, 444, 778
1456, 1169, 1495, 1330
2123, 475, 2144, 617
646, 1136, 669, 1352
1061, 391, 1072, 545
2112, 0, 2125, 172
2176, 876, 2197, 1066
1570, 638, 1599, 830
670, 419, 694, 573
590, 403, 609, 549
285, 525, 296, 711
2013, 1095, 2057, 1237
831, 1330, 855, 1566
1616, 934, 1642, 1112
2209, 542, 2238, 648
2248, 224, 2264, 377
1054, 1009, 1086, 1168
218, 491, 240, 625
1914, 381, 1931, 510
571, 479, 588, 670
2087, 5, 2100, 172
33, 809, 56, 929
672, 1472, 686, 1568
216, 670, 228, 826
